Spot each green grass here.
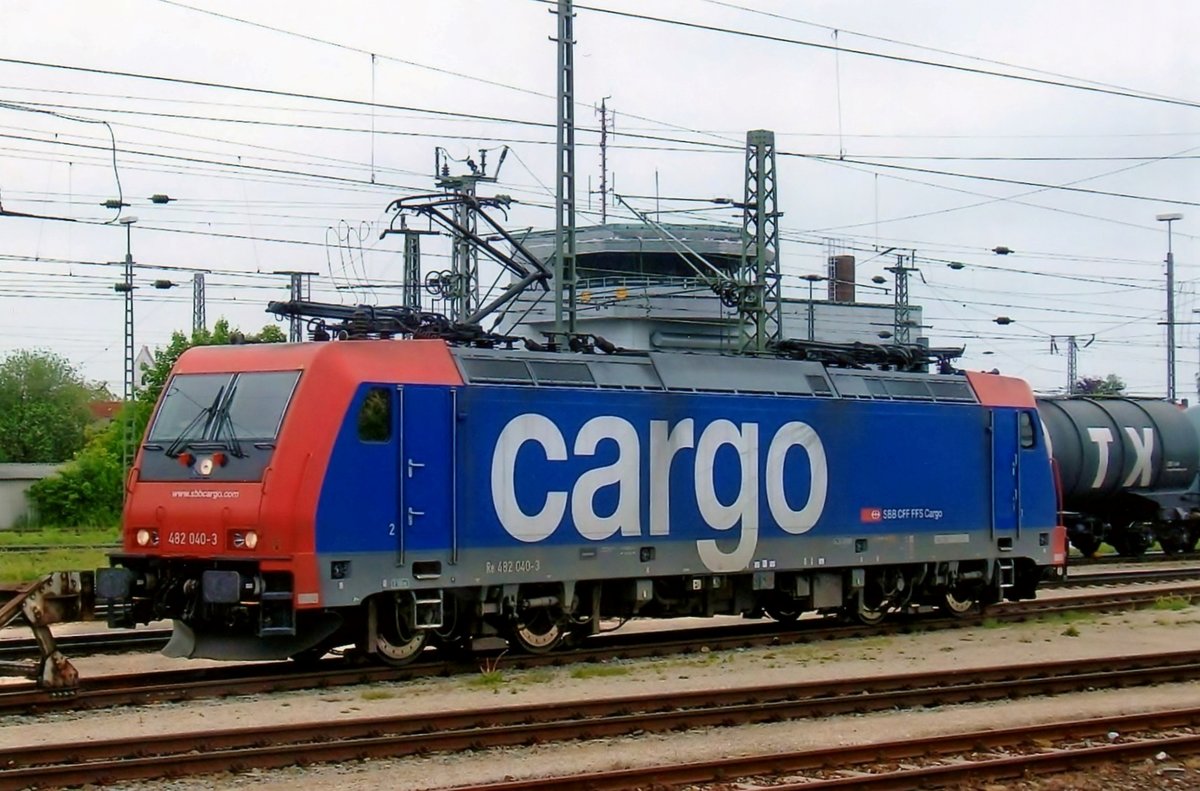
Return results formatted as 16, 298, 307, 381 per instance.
359, 689, 396, 701
469, 669, 506, 688
1153, 594, 1192, 612
0, 526, 121, 583
0, 548, 112, 584
1061, 625, 1081, 637
569, 664, 630, 680
1038, 610, 1095, 626
0, 526, 118, 547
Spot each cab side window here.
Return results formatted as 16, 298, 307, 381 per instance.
1019, 411, 1036, 449
357, 387, 392, 442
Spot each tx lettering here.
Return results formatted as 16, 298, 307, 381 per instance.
489, 413, 828, 573
1085, 426, 1154, 488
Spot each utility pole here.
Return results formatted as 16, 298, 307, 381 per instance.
192, 272, 206, 334
595, 97, 612, 224
801, 274, 823, 341
274, 271, 315, 341
1158, 212, 1183, 400
736, 129, 782, 353
114, 216, 137, 478
1051, 334, 1093, 394
552, 0, 578, 345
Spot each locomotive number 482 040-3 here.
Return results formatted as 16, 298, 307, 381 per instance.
485, 559, 541, 574
166, 531, 220, 547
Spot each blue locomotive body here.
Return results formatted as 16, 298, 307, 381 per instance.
304, 346, 1064, 660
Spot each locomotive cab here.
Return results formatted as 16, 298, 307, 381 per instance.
97, 347, 331, 659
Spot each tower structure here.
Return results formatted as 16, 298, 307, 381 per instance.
735, 129, 782, 353
552, 0, 578, 343
192, 272, 206, 334
435, 147, 505, 322
887, 252, 918, 345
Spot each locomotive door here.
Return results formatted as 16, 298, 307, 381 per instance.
990, 409, 1021, 538
397, 385, 457, 567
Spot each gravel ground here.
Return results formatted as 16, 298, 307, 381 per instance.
5, 604, 1200, 789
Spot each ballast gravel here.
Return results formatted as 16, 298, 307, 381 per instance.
5, 604, 1200, 790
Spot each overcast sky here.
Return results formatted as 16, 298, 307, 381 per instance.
0, 1, 1196, 398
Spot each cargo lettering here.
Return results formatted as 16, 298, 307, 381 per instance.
490, 414, 828, 573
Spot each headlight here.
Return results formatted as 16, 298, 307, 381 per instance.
135, 529, 153, 547
230, 530, 259, 550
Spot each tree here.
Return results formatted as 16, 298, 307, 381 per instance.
1075, 374, 1125, 396
27, 320, 285, 526
0, 350, 94, 463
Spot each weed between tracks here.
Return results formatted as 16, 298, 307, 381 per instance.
1153, 594, 1193, 611
570, 665, 630, 680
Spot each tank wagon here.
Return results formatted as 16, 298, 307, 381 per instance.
1038, 396, 1200, 557
94, 338, 1065, 664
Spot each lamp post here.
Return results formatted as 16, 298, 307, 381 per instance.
1157, 212, 1183, 401
801, 274, 822, 340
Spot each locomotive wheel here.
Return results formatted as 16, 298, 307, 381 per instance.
854, 599, 887, 626
508, 609, 564, 653
850, 585, 888, 626
374, 596, 429, 666
765, 604, 801, 623
940, 590, 977, 618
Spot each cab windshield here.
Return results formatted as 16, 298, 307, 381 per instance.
148, 371, 300, 444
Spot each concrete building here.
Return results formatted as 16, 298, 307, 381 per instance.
492, 224, 920, 352
0, 463, 62, 529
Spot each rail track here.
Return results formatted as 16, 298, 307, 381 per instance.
0, 561, 1190, 662
444, 707, 1200, 790
2, 583, 1198, 717
0, 627, 168, 661
3, 649, 1200, 789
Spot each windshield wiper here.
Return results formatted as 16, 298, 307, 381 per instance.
212, 382, 246, 458
164, 385, 225, 458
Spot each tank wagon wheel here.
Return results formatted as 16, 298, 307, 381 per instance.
1070, 535, 1101, 559
1157, 523, 1196, 555
507, 608, 565, 654
1110, 524, 1152, 558
373, 594, 430, 666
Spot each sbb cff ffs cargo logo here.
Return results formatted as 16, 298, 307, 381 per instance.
489, 413, 828, 573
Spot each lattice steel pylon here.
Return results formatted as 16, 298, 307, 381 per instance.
552, 0, 578, 343
887, 252, 917, 345
736, 129, 782, 353
403, 230, 422, 311
121, 222, 135, 479
192, 272, 206, 334
441, 180, 480, 322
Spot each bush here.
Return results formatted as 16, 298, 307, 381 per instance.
27, 439, 123, 527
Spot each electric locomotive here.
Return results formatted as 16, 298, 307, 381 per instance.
97, 332, 1066, 664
